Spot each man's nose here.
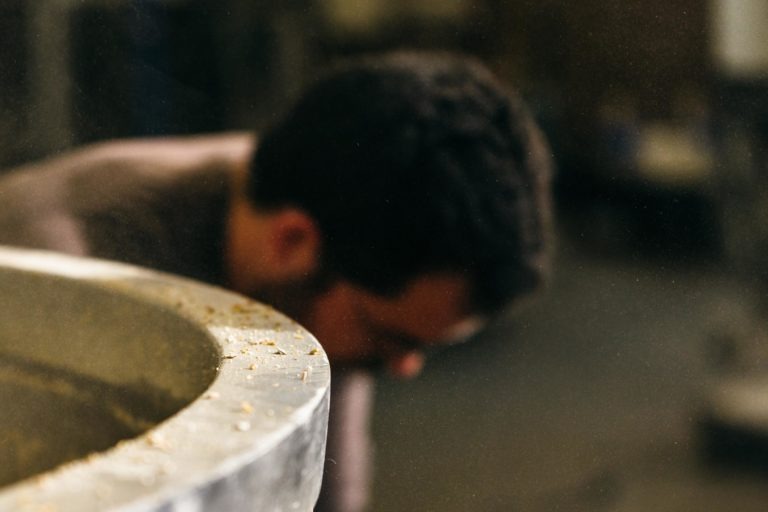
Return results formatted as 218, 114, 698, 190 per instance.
386, 350, 425, 379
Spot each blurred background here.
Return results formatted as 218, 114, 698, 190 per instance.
3, 0, 768, 510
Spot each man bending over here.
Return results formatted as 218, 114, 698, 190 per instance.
0, 51, 553, 511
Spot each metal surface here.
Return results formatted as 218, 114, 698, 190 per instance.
0, 246, 330, 511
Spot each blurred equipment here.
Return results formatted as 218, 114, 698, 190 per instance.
700, 0, 768, 470
710, 0, 768, 79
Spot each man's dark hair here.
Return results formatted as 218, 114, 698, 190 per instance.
248, 51, 553, 314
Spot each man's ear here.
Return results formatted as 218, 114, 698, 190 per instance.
266, 208, 321, 280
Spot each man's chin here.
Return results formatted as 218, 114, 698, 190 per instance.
328, 358, 387, 375
329, 353, 424, 380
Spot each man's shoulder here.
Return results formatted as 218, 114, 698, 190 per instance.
0, 132, 256, 186
59, 133, 253, 208
67, 132, 256, 173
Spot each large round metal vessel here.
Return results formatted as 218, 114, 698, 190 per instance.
0, 246, 330, 511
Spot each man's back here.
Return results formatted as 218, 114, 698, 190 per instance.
0, 133, 253, 283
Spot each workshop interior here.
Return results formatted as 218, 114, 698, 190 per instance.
2, 1, 768, 510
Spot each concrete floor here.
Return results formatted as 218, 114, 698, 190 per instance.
369, 234, 768, 511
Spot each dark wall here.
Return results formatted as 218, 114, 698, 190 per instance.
485, 0, 710, 169
0, 0, 712, 171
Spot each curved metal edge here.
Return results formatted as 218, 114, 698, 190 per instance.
0, 246, 331, 512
